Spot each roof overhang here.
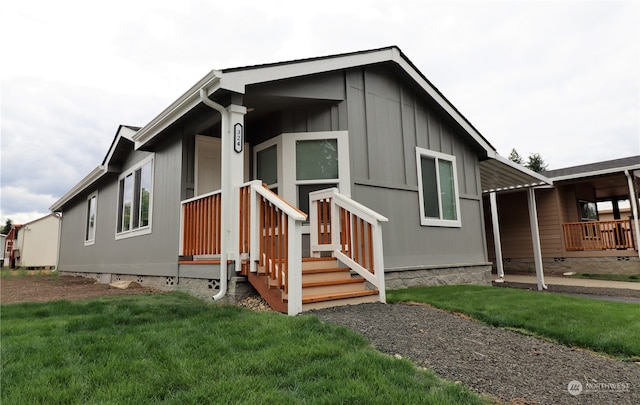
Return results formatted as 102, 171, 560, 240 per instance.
131, 46, 496, 155
479, 154, 552, 193
50, 165, 107, 211
50, 126, 137, 212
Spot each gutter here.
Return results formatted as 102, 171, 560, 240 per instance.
198, 87, 229, 301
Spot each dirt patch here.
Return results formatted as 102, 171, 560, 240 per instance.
1, 273, 161, 304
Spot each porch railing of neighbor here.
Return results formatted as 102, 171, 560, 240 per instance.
180, 191, 222, 257
562, 219, 636, 251
239, 180, 307, 314
309, 188, 388, 302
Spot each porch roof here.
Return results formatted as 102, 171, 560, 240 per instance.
479, 154, 552, 193
543, 155, 640, 181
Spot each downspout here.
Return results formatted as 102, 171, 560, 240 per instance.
199, 87, 228, 301
624, 170, 640, 259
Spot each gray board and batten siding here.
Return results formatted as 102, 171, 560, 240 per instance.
57, 59, 489, 277
58, 137, 183, 277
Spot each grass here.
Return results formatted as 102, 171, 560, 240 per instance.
568, 273, 640, 283
1, 292, 490, 405
388, 285, 640, 360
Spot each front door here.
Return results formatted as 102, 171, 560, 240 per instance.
195, 135, 250, 196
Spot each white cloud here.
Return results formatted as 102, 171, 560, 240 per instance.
0, 0, 638, 221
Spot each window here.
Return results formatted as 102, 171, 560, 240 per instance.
579, 200, 598, 221
416, 147, 461, 227
85, 191, 98, 245
116, 156, 153, 239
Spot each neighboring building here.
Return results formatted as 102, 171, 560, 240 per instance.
3, 214, 62, 269
484, 156, 640, 276
50, 46, 549, 314
0, 233, 6, 267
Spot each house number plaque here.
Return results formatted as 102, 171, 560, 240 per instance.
234, 123, 243, 153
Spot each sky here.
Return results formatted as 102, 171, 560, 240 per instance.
1, 0, 639, 225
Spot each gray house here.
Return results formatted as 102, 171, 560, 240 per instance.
51, 46, 548, 314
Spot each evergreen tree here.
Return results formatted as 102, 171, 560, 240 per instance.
1, 219, 13, 235
525, 153, 548, 173
508, 148, 524, 165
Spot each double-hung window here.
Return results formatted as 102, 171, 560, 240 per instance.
416, 147, 461, 227
84, 191, 98, 246
116, 156, 153, 239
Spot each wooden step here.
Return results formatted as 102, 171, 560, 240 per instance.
300, 290, 380, 311
301, 257, 339, 270
301, 278, 366, 297
302, 267, 352, 283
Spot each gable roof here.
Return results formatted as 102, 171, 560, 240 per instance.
132, 46, 497, 156
544, 155, 640, 181
50, 125, 137, 211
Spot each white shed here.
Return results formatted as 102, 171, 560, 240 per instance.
14, 214, 61, 269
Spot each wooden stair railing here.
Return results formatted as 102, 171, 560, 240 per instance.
309, 188, 388, 303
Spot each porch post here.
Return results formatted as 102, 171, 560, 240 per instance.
527, 188, 547, 290
625, 170, 640, 259
222, 104, 247, 272
489, 192, 505, 280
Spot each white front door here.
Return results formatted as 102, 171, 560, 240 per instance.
195, 135, 249, 196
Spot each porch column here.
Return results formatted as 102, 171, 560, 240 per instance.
625, 170, 640, 259
489, 192, 505, 280
527, 188, 546, 290
221, 104, 247, 271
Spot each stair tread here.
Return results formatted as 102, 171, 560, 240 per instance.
301, 289, 379, 304
302, 267, 350, 274
303, 278, 364, 288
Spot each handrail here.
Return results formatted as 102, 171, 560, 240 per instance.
240, 180, 306, 315
309, 188, 388, 302
562, 219, 635, 251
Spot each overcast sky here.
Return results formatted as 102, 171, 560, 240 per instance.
1, 0, 638, 225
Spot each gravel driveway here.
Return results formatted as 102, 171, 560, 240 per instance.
311, 302, 639, 405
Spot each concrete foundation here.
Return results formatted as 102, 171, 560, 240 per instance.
384, 263, 492, 290
60, 271, 254, 304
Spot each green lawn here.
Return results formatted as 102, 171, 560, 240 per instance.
1, 292, 489, 405
387, 285, 640, 360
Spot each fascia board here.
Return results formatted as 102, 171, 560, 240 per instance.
132, 71, 222, 149
49, 166, 107, 211
550, 164, 640, 182
219, 48, 397, 93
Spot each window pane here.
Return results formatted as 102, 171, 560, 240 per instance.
297, 183, 338, 216
257, 145, 278, 185
86, 196, 96, 241
138, 162, 152, 228
122, 174, 133, 232
438, 159, 457, 220
420, 156, 439, 218
296, 139, 338, 180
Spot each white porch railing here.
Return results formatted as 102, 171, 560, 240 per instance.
239, 180, 307, 315
309, 188, 388, 303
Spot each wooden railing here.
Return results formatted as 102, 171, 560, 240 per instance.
240, 181, 307, 315
180, 191, 222, 256
309, 188, 388, 302
563, 219, 635, 251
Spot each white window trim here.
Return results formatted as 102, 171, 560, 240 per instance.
115, 154, 154, 240
253, 136, 283, 192
84, 191, 98, 246
416, 147, 462, 228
